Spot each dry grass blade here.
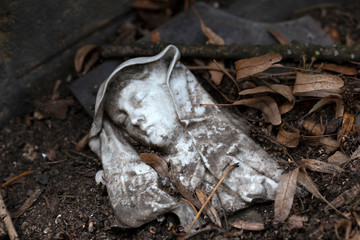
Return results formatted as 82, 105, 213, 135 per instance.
187, 164, 238, 233
293, 72, 344, 97
195, 189, 222, 227
233, 96, 281, 125
235, 52, 282, 80
140, 153, 169, 177
324, 184, 360, 211
299, 159, 344, 174
268, 29, 290, 44
277, 122, 300, 148
274, 167, 299, 223
74, 44, 98, 73
297, 168, 346, 217
304, 97, 344, 119
232, 220, 265, 231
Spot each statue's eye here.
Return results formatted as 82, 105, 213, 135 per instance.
134, 92, 147, 104
117, 111, 127, 124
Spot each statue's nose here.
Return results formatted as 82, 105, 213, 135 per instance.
130, 114, 145, 125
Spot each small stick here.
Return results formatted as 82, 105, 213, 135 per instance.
12, 188, 42, 218
187, 164, 238, 233
0, 193, 19, 240
1, 171, 34, 188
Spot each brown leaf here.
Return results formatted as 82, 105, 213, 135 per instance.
140, 153, 169, 177
351, 145, 360, 160
35, 99, 74, 120
299, 159, 344, 174
75, 133, 89, 152
195, 189, 222, 227
328, 151, 350, 165
302, 136, 321, 146
324, 184, 360, 211
238, 84, 294, 102
274, 167, 299, 223
324, 26, 341, 42
268, 29, 290, 44
74, 44, 98, 73
193, 7, 224, 45
319, 137, 340, 154
130, 0, 169, 10
297, 168, 322, 199
293, 72, 344, 97
232, 220, 265, 231
233, 96, 281, 125
339, 112, 355, 142
235, 52, 282, 80
304, 97, 344, 119
277, 122, 300, 148
208, 61, 224, 85
318, 63, 358, 75
302, 120, 325, 136
82, 50, 99, 75
334, 219, 353, 240
279, 102, 295, 115
150, 31, 161, 42
287, 215, 308, 230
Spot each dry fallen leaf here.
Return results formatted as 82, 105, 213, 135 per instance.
297, 168, 322, 199
233, 96, 281, 125
140, 153, 169, 177
239, 84, 295, 102
334, 219, 354, 240
75, 133, 89, 152
232, 220, 265, 231
302, 120, 325, 136
319, 137, 340, 154
299, 159, 344, 174
328, 151, 350, 165
277, 122, 300, 148
317, 63, 358, 75
287, 215, 308, 230
304, 97, 344, 119
74, 44, 99, 73
339, 112, 355, 142
274, 167, 299, 223
268, 29, 290, 44
150, 31, 161, 42
293, 72, 344, 97
351, 145, 360, 160
235, 52, 282, 80
195, 189, 222, 227
208, 61, 224, 85
194, 9, 225, 45
35, 99, 74, 120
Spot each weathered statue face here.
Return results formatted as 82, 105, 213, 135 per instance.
106, 79, 180, 149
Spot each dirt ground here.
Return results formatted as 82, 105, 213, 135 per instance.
1, 2, 360, 240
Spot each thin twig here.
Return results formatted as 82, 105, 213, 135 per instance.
212, 59, 241, 100
187, 164, 238, 233
1, 171, 34, 188
0, 193, 19, 240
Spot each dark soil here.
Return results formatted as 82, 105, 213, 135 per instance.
1, 2, 359, 240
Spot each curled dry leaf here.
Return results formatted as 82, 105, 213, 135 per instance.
233, 96, 281, 125
235, 52, 282, 81
75, 133, 89, 152
334, 219, 353, 240
277, 122, 300, 148
195, 189, 222, 227
320, 137, 340, 154
279, 102, 295, 115
302, 135, 321, 146
318, 63, 358, 75
287, 215, 308, 230
293, 72, 344, 97
324, 184, 360, 211
339, 112, 355, 142
299, 159, 344, 174
274, 167, 299, 223
232, 220, 265, 231
302, 120, 325, 136
238, 84, 295, 102
328, 151, 350, 165
140, 153, 169, 178
74, 44, 99, 73
305, 97, 344, 119
268, 29, 290, 45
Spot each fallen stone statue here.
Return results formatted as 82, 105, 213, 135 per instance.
88, 45, 283, 230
